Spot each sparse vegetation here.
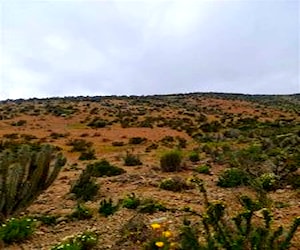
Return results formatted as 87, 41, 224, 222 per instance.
0, 93, 299, 249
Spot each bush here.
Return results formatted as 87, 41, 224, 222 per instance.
195, 165, 211, 175
51, 231, 98, 250
86, 159, 125, 177
129, 137, 146, 145
98, 198, 118, 217
87, 117, 107, 128
112, 141, 125, 147
138, 199, 167, 214
78, 149, 96, 161
160, 150, 182, 172
217, 168, 249, 187
288, 174, 300, 189
0, 217, 36, 244
256, 173, 278, 191
34, 215, 57, 226
70, 171, 99, 201
122, 193, 141, 209
189, 151, 200, 162
68, 204, 93, 221
124, 152, 142, 166
67, 139, 93, 152
159, 177, 190, 192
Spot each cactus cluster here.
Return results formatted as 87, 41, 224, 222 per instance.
0, 144, 66, 221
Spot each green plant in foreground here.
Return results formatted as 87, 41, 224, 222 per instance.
51, 231, 98, 250
98, 198, 118, 217
0, 144, 66, 221
0, 217, 36, 244
180, 177, 300, 250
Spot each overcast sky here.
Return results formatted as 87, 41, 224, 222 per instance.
0, 0, 299, 100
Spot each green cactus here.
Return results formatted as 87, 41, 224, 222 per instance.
183, 177, 300, 250
0, 144, 66, 221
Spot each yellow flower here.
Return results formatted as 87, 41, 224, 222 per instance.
151, 223, 161, 230
162, 230, 172, 238
155, 241, 164, 248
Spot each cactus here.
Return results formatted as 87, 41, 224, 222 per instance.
0, 144, 66, 221
182, 177, 300, 250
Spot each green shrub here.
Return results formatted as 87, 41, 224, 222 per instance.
129, 137, 146, 145
217, 168, 249, 187
51, 231, 98, 250
34, 215, 57, 226
124, 152, 142, 166
195, 165, 211, 175
287, 174, 300, 189
112, 141, 125, 147
189, 151, 200, 162
256, 173, 278, 191
98, 198, 118, 217
138, 199, 167, 214
68, 204, 93, 221
0, 217, 36, 244
86, 159, 125, 177
70, 171, 99, 201
122, 193, 141, 209
160, 150, 182, 172
87, 117, 107, 128
78, 149, 96, 161
67, 139, 93, 152
159, 177, 190, 192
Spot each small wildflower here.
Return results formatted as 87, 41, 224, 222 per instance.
151, 223, 161, 230
162, 230, 172, 238
155, 241, 164, 248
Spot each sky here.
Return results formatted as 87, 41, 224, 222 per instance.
0, 0, 299, 100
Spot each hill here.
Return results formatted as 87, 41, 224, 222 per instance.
0, 92, 299, 249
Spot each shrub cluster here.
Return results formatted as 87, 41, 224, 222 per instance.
0, 217, 36, 244
160, 150, 182, 172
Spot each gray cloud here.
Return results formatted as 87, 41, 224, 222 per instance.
1, 0, 299, 100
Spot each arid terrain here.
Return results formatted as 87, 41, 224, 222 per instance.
0, 93, 299, 249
